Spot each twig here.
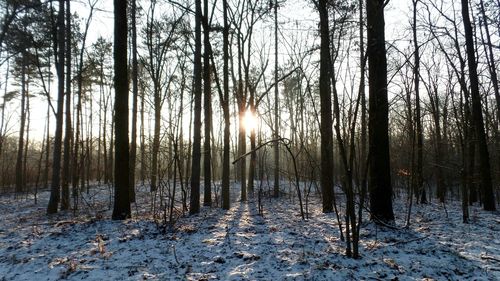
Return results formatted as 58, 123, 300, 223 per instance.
232, 138, 283, 165
172, 245, 180, 265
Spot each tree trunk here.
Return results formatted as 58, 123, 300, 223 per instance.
413, 0, 425, 204
247, 89, 256, 195
461, 0, 496, 211
221, 0, 230, 210
318, 0, 334, 213
129, 0, 138, 203
273, 0, 280, 198
47, 0, 66, 214
112, 0, 131, 220
60, 0, 72, 211
189, 0, 203, 215
151, 81, 160, 192
15, 54, 26, 194
367, 0, 394, 222
203, 0, 212, 206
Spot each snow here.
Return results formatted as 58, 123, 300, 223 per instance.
0, 184, 499, 280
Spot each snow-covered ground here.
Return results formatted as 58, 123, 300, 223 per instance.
0, 184, 499, 280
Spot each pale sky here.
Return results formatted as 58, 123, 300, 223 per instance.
2, 0, 414, 141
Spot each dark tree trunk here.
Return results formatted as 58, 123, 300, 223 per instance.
273, 0, 280, 198
367, 0, 394, 222
190, 0, 203, 215
461, 0, 496, 211
44, 102, 50, 189
221, 0, 230, 210
61, 0, 72, 211
151, 82, 160, 192
203, 0, 212, 206
129, 0, 138, 203
112, 0, 131, 220
15, 55, 26, 194
413, 0, 425, 204
47, 0, 66, 214
247, 90, 256, 195
318, 0, 334, 213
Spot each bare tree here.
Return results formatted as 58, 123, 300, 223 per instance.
189, 0, 202, 215
367, 0, 394, 222
461, 0, 496, 211
112, 0, 131, 220
47, 0, 66, 214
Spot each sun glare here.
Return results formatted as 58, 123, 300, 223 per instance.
243, 109, 258, 132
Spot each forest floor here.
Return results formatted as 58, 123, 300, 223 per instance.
0, 184, 499, 280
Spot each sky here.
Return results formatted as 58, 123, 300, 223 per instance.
1, 0, 413, 142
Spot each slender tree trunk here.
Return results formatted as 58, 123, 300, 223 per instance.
236, 33, 246, 202
247, 90, 256, 195
461, 0, 496, 211
72, 0, 93, 209
44, 101, 50, 189
203, 0, 212, 206
367, 0, 394, 222
140, 79, 146, 185
47, 0, 66, 214
190, 0, 203, 215
151, 81, 160, 192
479, 0, 500, 124
0, 61, 8, 162
15, 55, 26, 194
61, 0, 72, 211
112, 0, 131, 220
428, 81, 446, 203
413, 0, 425, 204
318, 0, 334, 213
23, 90, 30, 193
479, 0, 500, 192
221, 0, 230, 210
129, 0, 138, 203
273, 0, 280, 198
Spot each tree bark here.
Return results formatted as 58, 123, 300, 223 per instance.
129, 0, 138, 203
318, 0, 334, 213
412, 0, 425, 204
367, 0, 394, 222
60, 0, 72, 211
221, 0, 230, 210
15, 54, 26, 194
273, 0, 280, 198
111, 0, 131, 220
189, 0, 203, 215
47, 0, 66, 214
461, 0, 496, 211
203, 0, 212, 206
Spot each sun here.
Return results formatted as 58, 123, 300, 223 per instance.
242, 109, 258, 132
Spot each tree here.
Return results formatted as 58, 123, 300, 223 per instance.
460, 0, 496, 211
412, 0, 425, 204
273, 0, 280, 198
203, 0, 212, 206
60, 0, 72, 211
189, 0, 202, 215
111, 0, 131, 220
367, 0, 394, 222
317, 0, 334, 213
47, 0, 66, 214
14, 54, 27, 194
129, 0, 138, 203
221, 0, 230, 210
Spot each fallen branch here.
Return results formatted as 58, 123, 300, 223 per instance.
481, 254, 500, 263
